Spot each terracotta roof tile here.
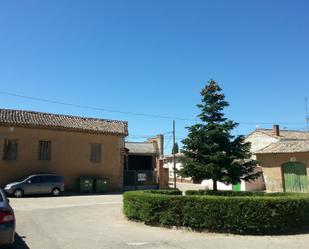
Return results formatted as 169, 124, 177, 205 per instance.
255, 139, 309, 154
256, 128, 309, 140
0, 109, 128, 136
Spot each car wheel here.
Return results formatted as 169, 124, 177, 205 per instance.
13, 189, 23, 198
52, 188, 61, 196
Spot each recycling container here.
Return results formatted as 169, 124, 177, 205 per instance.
79, 176, 94, 193
94, 177, 108, 193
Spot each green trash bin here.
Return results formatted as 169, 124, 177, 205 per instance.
94, 177, 107, 193
80, 176, 94, 193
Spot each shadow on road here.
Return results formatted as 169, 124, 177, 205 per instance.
11, 233, 30, 249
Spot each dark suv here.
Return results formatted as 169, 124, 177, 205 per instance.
4, 174, 64, 197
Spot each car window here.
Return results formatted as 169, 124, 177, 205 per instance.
20, 176, 30, 182
41, 176, 53, 183
0, 190, 3, 202
29, 176, 42, 183
52, 176, 63, 182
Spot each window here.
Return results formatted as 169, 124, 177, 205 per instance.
90, 143, 101, 163
41, 175, 53, 183
52, 175, 63, 182
38, 141, 51, 160
29, 176, 42, 184
3, 139, 18, 160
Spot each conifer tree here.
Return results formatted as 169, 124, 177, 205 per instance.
180, 80, 259, 190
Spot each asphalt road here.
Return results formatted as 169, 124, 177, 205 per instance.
8, 194, 309, 249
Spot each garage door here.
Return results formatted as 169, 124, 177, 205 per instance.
282, 162, 308, 193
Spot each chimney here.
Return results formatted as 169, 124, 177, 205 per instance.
156, 134, 164, 159
273, 124, 280, 136
147, 134, 164, 158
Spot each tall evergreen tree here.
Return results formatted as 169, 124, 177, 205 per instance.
180, 80, 259, 190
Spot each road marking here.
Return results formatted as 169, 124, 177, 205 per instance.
13, 201, 122, 211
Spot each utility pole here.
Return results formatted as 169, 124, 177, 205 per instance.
305, 97, 309, 132
173, 120, 177, 189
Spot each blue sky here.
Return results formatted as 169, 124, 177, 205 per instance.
0, 0, 308, 153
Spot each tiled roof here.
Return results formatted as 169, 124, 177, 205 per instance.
256, 128, 309, 140
125, 142, 158, 154
0, 109, 128, 136
255, 140, 309, 154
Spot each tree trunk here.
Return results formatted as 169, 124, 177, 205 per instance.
213, 180, 217, 191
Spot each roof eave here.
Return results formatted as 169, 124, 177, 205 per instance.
0, 122, 128, 137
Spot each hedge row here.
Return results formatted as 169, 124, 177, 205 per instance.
123, 190, 309, 234
185, 189, 306, 197
144, 189, 182, 195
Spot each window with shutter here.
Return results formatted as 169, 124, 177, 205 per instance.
90, 143, 101, 163
3, 139, 18, 160
38, 141, 51, 160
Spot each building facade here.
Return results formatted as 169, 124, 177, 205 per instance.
163, 153, 192, 183
256, 140, 309, 192
0, 109, 128, 192
248, 125, 309, 192
124, 135, 169, 190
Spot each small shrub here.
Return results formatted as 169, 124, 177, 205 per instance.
123, 190, 309, 234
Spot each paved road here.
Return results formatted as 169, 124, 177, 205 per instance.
9, 194, 309, 249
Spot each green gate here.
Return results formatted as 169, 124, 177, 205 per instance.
282, 162, 308, 193
232, 183, 241, 191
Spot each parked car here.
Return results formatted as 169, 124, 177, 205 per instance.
0, 188, 15, 247
4, 174, 64, 198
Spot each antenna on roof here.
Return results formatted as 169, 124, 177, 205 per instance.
305, 97, 309, 132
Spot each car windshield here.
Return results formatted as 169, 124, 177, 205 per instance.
19, 176, 30, 182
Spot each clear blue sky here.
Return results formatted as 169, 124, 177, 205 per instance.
0, 0, 308, 154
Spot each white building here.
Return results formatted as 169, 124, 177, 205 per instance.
163, 153, 192, 183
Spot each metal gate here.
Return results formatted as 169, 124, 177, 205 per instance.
232, 183, 241, 191
282, 162, 308, 193
123, 170, 158, 190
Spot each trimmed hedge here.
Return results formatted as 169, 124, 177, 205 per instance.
123, 190, 309, 234
144, 189, 182, 195
185, 189, 306, 197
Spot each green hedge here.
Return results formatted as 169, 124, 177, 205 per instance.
123, 190, 309, 234
185, 189, 305, 197
144, 189, 182, 195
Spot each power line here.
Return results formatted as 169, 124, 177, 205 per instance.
164, 133, 173, 151
0, 90, 306, 125
128, 131, 172, 139
0, 91, 197, 121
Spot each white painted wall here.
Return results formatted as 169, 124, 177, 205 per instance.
163, 159, 191, 181
245, 131, 278, 154
201, 180, 247, 191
